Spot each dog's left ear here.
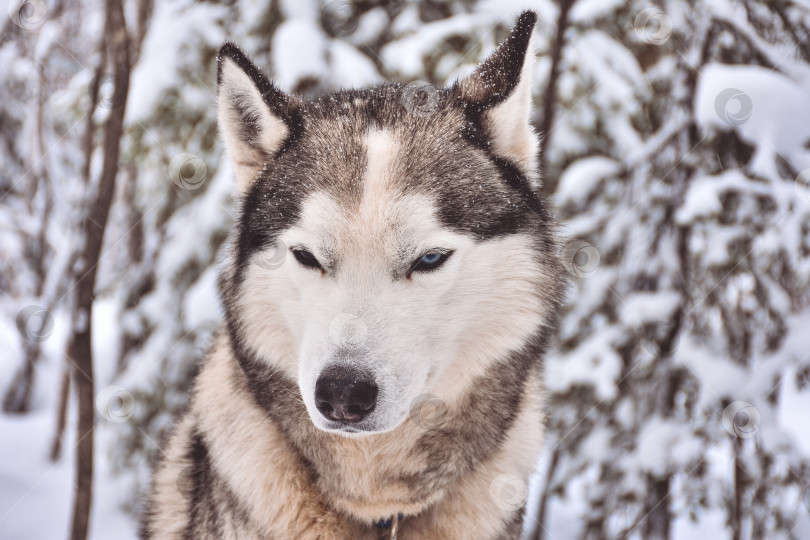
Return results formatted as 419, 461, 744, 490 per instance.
216, 43, 301, 192
457, 11, 539, 178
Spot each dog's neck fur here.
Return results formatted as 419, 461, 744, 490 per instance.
223, 325, 550, 522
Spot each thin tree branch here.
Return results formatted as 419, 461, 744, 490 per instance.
67, 0, 130, 538
538, 0, 576, 195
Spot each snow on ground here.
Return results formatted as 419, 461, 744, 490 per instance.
0, 301, 138, 539
0, 409, 137, 540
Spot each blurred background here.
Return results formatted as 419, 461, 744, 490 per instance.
2, 0, 810, 539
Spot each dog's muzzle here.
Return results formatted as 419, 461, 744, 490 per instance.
314, 365, 378, 423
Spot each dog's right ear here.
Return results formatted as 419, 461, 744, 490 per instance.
456, 12, 539, 179
217, 43, 300, 192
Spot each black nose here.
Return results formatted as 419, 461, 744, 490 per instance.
315, 366, 378, 424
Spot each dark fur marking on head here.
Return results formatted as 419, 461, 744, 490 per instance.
461, 101, 550, 224
219, 11, 546, 280
232, 180, 304, 285
226, 84, 547, 271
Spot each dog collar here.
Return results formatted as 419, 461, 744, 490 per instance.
373, 513, 403, 539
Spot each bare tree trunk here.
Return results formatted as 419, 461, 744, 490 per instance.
640, 319, 683, 540
133, 0, 154, 64
2, 344, 40, 412
67, 1, 130, 538
49, 9, 107, 463
49, 364, 71, 461
642, 475, 671, 540
81, 62, 106, 183
731, 436, 744, 540
538, 0, 576, 195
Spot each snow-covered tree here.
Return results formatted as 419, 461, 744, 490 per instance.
536, 1, 810, 538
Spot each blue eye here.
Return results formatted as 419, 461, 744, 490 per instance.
409, 250, 452, 275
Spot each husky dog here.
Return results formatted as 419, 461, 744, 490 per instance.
142, 11, 565, 540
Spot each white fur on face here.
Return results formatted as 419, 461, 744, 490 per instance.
234, 129, 551, 435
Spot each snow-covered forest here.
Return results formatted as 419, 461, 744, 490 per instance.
2, 0, 810, 538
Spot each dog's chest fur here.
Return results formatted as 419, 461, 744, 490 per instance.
142, 334, 545, 539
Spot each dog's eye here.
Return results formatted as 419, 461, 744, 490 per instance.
409, 251, 452, 275
292, 248, 322, 270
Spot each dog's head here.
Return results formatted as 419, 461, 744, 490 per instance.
216, 11, 561, 435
